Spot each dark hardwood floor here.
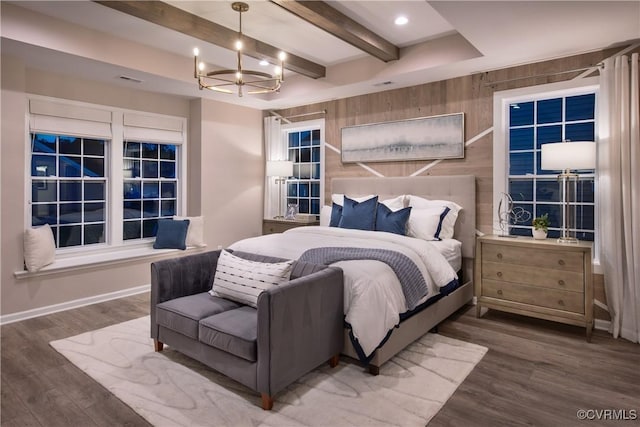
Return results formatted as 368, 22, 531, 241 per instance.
2, 294, 639, 426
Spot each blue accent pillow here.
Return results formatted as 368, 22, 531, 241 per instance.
339, 196, 378, 231
329, 202, 343, 227
153, 219, 190, 250
375, 204, 412, 235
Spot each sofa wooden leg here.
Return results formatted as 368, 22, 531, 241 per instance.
328, 354, 340, 368
368, 364, 380, 376
154, 340, 164, 352
261, 393, 273, 410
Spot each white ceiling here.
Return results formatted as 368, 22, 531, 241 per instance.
2, 1, 639, 110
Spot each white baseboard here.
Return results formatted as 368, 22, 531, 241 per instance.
594, 318, 611, 332
0, 284, 150, 326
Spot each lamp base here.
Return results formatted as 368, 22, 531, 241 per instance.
557, 237, 579, 244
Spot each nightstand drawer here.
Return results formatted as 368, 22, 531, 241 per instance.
262, 219, 319, 235
483, 244, 583, 272
482, 261, 584, 292
483, 279, 584, 314
263, 222, 293, 234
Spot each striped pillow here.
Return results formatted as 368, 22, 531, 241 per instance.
209, 250, 294, 308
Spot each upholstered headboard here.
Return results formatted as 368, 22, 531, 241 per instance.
331, 175, 476, 262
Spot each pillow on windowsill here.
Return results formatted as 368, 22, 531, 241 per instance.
209, 249, 294, 308
153, 219, 190, 250
24, 223, 56, 272
173, 215, 205, 247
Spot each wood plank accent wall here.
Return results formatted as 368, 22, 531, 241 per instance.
274, 46, 628, 324
276, 47, 620, 233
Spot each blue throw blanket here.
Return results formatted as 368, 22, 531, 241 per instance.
299, 247, 428, 311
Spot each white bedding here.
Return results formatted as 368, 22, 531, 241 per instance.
429, 239, 463, 272
228, 226, 458, 358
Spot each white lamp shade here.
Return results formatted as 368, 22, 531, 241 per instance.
541, 141, 596, 170
266, 160, 293, 177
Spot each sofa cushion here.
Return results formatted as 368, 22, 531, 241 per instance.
199, 306, 257, 362
156, 293, 240, 339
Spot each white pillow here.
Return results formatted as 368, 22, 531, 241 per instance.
331, 194, 376, 206
320, 205, 332, 226
24, 224, 56, 272
173, 215, 205, 247
408, 195, 462, 240
380, 195, 406, 211
406, 206, 451, 241
209, 250, 294, 308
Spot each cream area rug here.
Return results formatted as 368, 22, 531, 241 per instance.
50, 316, 487, 427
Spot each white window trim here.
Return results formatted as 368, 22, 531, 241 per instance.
492, 77, 602, 272
23, 95, 188, 269
281, 118, 326, 211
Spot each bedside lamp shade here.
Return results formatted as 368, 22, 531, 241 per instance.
541, 141, 596, 171
266, 160, 293, 177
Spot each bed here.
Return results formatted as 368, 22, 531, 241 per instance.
229, 175, 476, 374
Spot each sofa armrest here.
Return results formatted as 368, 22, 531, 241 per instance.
256, 266, 344, 396
150, 250, 221, 339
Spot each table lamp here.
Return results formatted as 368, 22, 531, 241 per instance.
541, 141, 596, 243
266, 160, 293, 219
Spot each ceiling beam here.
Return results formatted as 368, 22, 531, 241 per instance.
270, 0, 399, 63
94, 1, 326, 79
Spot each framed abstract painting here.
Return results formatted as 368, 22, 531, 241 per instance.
341, 113, 464, 163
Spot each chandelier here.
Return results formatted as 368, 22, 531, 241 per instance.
193, 2, 286, 97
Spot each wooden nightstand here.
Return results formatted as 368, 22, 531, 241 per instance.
262, 218, 319, 235
475, 235, 593, 341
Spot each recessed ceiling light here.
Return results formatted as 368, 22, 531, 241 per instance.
259, 59, 269, 66
394, 16, 408, 26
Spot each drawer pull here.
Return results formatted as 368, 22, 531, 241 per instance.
558, 299, 565, 306
558, 259, 565, 266
497, 271, 503, 278
497, 253, 503, 259
558, 279, 565, 286
497, 289, 503, 295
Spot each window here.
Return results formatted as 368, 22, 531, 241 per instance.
493, 78, 598, 246
27, 96, 186, 254
123, 142, 179, 241
30, 133, 107, 248
285, 127, 322, 215
507, 93, 596, 240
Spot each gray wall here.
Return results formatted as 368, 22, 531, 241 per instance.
1, 55, 264, 317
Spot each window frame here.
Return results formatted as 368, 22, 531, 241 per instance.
493, 77, 601, 265
25, 95, 187, 258
281, 119, 325, 216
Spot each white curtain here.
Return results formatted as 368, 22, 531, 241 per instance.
263, 116, 285, 219
598, 53, 640, 343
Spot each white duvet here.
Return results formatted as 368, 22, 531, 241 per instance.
228, 226, 457, 357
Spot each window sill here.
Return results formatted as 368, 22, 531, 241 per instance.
14, 244, 208, 280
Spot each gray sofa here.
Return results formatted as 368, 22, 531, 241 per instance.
150, 249, 344, 410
